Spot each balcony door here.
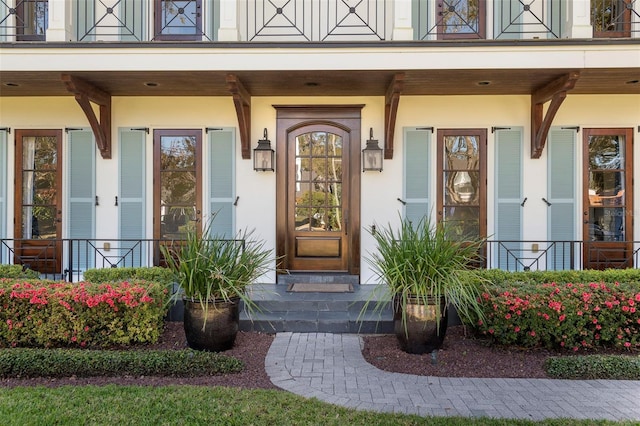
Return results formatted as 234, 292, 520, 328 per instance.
437, 0, 485, 39
14, 129, 62, 274
16, 0, 48, 41
154, 0, 202, 40
437, 129, 487, 241
153, 129, 202, 244
583, 128, 634, 269
592, 0, 633, 38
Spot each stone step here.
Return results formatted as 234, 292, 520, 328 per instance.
276, 273, 361, 285
239, 283, 394, 334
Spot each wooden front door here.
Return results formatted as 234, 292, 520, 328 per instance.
14, 129, 63, 274
583, 128, 633, 269
276, 106, 362, 274
153, 129, 203, 245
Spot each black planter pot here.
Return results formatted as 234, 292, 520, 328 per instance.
183, 297, 239, 352
393, 294, 448, 354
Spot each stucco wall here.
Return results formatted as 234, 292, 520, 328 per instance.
1, 94, 638, 283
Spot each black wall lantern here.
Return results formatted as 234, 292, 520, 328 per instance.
254, 128, 274, 172
362, 127, 383, 172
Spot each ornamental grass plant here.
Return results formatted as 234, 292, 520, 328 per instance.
364, 214, 487, 332
160, 215, 273, 318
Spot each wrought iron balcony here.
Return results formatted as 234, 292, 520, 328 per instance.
0, 1, 638, 43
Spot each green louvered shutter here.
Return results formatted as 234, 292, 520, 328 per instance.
548, 128, 576, 270
68, 130, 96, 273
119, 129, 146, 265
121, 0, 144, 41
75, 0, 95, 41
494, 0, 523, 40
404, 128, 430, 227
0, 129, 6, 245
208, 128, 235, 238
495, 128, 523, 270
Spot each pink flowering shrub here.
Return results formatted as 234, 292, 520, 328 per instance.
474, 280, 640, 351
0, 279, 169, 348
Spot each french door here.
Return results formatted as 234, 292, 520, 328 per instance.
153, 129, 202, 244
14, 129, 63, 274
583, 128, 633, 269
437, 0, 485, 39
437, 129, 487, 241
154, 0, 202, 40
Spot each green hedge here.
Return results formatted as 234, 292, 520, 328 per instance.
0, 279, 169, 348
0, 347, 242, 378
0, 265, 39, 279
472, 268, 640, 287
545, 354, 640, 380
83, 267, 174, 286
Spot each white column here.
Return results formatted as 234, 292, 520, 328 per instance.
392, 0, 413, 40
566, 0, 592, 38
46, 0, 71, 41
218, 0, 240, 41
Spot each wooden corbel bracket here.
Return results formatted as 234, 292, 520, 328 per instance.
227, 74, 252, 159
531, 71, 580, 159
61, 74, 112, 159
384, 73, 405, 159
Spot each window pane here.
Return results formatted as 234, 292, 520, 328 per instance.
441, 0, 480, 34
443, 206, 479, 240
159, 0, 199, 36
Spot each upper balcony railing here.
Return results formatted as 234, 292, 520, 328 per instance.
0, 0, 638, 43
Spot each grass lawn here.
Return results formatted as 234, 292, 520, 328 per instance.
0, 385, 633, 425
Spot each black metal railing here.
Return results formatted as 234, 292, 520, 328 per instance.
0, 238, 245, 282
2, 238, 639, 282
6, 0, 637, 43
243, 0, 388, 42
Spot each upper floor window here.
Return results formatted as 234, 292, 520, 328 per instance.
592, 0, 634, 37
154, 0, 202, 40
437, 0, 485, 39
15, 0, 47, 41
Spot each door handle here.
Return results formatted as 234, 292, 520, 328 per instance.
344, 212, 348, 235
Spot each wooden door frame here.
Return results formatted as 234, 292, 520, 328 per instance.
275, 105, 362, 275
14, 129, 63, 274
152, 129, 203, 240
436, 128, 488, 239
582, 127, 634, 269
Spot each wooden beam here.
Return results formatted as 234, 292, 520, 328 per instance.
61, 74, 112, 159
530, 71, 580, 159
227, 74, 252, 159
384, 73, 404, 159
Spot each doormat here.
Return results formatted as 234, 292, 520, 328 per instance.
287, 283, 354, 293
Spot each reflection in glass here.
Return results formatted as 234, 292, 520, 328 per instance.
21, 136, 58, 239
441, 0, 480, 34
160, 0, 199, 36
442, 135, 480, 240
160, 136, 197, 239
589, 207, 624, 241
445, 171, 479, 204
589, 172, 624, 206
587, 133, 626, 243
294, 132, 342, 232
443, 207, 479, 240
589, 135, 622, 169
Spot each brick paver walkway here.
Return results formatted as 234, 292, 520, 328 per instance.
265, 332, 640, 421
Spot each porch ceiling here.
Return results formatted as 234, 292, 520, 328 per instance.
2, 68, 639, 97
